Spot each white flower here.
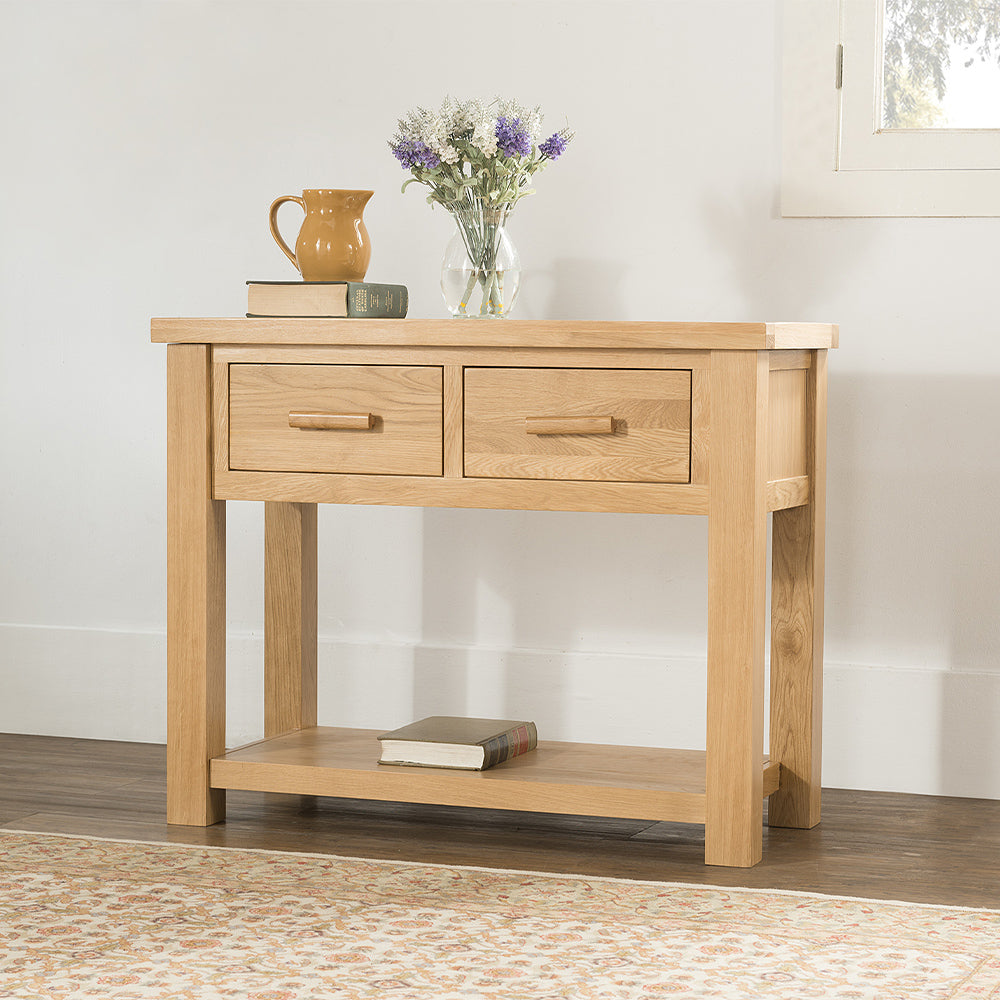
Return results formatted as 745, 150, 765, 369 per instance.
523, 106, 543, 142
391, 96, 571, 211
471, 115, 499, 156
495, 98, 544, 142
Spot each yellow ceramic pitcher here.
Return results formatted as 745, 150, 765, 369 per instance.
268, 189, 373, 281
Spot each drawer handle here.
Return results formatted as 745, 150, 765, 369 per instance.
525, 415, 615, 436
288, 411, 375, 430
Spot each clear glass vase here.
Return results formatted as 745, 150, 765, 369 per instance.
440, 203, 521, 318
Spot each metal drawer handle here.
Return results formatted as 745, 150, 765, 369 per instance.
525, 415, 615, 436
288, 411, 375, 430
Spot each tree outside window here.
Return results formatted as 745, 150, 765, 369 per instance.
881, 0, 1000, 128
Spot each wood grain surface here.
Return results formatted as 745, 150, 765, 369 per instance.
208, 727, 778, 825
152, 318, 839, 350
228, 364, 443, 476
464, 368, 691, 483
2, 734, 995, 908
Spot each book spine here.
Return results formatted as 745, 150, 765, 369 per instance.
480, 722, 538, 770
345, 283, 408, 318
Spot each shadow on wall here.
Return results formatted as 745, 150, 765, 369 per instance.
520, 257, 629, 321
940, 670, 1000, 798
826, 372, 1000, 794
415, 506, 709, 747
699, 184, 879, 318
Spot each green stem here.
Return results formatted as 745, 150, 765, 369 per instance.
478, 271, 491, 316
459, 269, 478, 314
449, 198, 513, 317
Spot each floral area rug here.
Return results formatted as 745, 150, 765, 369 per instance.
1, 831, 999, 999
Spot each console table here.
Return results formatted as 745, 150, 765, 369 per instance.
151, 318, 836, 867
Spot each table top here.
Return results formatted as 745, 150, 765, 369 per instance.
151, 318, 839, 351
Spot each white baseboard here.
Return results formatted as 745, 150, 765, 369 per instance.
2, 623, 997, 800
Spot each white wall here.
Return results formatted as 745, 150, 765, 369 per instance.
2, 0, 998, 799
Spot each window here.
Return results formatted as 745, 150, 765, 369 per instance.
782, 0, 1000, 216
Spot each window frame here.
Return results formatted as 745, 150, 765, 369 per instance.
782, 0, 1000, 217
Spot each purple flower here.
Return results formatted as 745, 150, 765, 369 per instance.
539, 132, 568, 159
391, 138, 440, 170
495, 116, 532, 158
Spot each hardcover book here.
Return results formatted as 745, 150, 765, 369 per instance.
246, 280, 408, 318
377, 716, 538, 771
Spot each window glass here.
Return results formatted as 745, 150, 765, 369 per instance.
881, 0, 1000, 129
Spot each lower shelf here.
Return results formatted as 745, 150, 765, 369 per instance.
210, 726, 781, 825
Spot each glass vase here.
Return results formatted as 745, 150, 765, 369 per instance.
440, 203, 521, 318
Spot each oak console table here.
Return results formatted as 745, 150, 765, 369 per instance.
152, 318, 836, 868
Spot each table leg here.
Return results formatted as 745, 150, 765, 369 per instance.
705, 350, 769, 867
264, 502, 318, 737
769, 351, 827, 829
166, 344, 226, 825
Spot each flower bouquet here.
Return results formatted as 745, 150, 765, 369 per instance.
390, 97, 572, 317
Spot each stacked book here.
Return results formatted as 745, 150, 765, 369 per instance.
377, 717, 538, 771
247, 280, 408, 318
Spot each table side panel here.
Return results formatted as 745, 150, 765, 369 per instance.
769, 368, 809, 482
769, 350, 827, 829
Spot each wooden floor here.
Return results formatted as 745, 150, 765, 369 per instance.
2, 732, 998, 909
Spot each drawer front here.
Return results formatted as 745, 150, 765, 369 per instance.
464, 368, 691, 483
229, 364, 443, 476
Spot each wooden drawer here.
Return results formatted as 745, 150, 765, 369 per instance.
228, 364, 443, 476
464, 368, 691, 482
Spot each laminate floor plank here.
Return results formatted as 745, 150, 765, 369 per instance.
2, 734, 998, 908
0, 781, 167, 818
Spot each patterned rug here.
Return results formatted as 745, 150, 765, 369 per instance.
1, 831, 998, 998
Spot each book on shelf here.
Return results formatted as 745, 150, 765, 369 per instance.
377, 716, 538, 771
246, 280, 408, 318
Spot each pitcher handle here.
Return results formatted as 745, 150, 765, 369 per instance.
268, 195, 306, 272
